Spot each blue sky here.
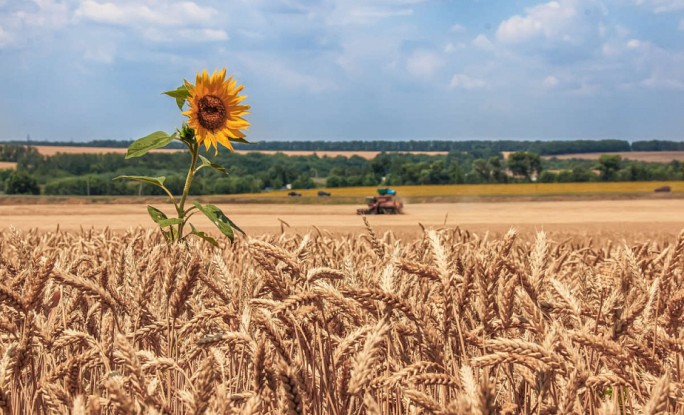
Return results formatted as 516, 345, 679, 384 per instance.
0, 0, 683, 142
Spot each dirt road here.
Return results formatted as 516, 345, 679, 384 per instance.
1, 199, 682, 238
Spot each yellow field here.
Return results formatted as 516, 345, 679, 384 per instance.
248, 180, 684, 198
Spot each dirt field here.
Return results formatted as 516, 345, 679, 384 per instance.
30, 145, 447, 159
2, 199, 682, 238
546, 151, 684, 162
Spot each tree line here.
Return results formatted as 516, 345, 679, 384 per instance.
1, 143, 684, 195
5, 138, 684, 155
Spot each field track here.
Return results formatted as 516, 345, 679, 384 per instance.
2, 199, 683, 236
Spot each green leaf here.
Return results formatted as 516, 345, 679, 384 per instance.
163, 84, 191, 110
228, 136, 251, 144
125, 131, 175, 159
158, 217, 183, 227
193, 201, 245, 241
114, 175, 166, 188
198, 155, 228, 175
147, 205, 168, 223
147, 206, 183, 228
189, 223, 219, 247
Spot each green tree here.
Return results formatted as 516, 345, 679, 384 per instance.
5, 171, 40, 195
507, 151, 542, 181
596, 155, 622, 181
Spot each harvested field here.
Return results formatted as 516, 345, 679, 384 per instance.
0, 161, 16, 170
546, 151, 684, 162
1, 200, 683, 237
0, 221, 683, 413
31, 145, 182, 156
29, 145, 447, 159
234, 150, 449, 159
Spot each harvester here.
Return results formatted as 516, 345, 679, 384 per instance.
356, 188, 404, 215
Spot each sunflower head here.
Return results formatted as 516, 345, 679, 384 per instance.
183, 68, 250, 153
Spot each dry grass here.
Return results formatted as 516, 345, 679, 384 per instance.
1, 225, 683, 414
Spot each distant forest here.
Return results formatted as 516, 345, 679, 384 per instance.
5, 138, 684, 154
1, 139, 683, 196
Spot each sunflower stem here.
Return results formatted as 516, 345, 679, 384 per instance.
176, 141, 199, 241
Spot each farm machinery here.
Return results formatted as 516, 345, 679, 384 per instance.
356, 188, 404, 215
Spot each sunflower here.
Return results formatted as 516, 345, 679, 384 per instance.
183, 68, 250, 153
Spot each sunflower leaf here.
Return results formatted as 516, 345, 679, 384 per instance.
193, 201, 245, 241
163, 84, 191, 110
228, 136, 252, 145
147, 206, 183, 228
125, 131, 175, 159
189, 223, 219, 247
197, 155, 228, 175
147, 205, 168, 223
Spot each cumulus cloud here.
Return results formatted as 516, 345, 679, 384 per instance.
543, 75, 559, 88
450, 23, 466, 33
0, 25, 12, 47
449, 73, 488, 90
626, 38, 642, 49
329, 6, 413, 25
406, 50, 443, 77
74, 0, 217, 27
472, 34, 494, 50
496, 1, 580, 44
631, 0, 684, 13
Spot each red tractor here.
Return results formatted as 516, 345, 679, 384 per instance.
356, 188, 404, 215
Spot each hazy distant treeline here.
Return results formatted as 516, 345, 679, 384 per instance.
2, 142, 684, 196
3, 138, 683, 155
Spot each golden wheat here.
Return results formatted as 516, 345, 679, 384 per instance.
0, 224, 682, 414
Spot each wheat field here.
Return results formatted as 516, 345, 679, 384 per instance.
0, 224, 683, 414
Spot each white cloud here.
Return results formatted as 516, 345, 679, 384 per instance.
496, 14, 544, 43
632, 0, 684, 13
450, 23, 466, 33
0, 26, 12, 47
144, 28, 229, 43
406, 50, 442, 77
641, 76, 684, 90
495, 0, 581, 44
543, 75, 559, 88
626, 38, 642, 49
74, 1, 217, 27
331, 6, 413, 25
472, 34, 494, 50
449, 73, 488, 90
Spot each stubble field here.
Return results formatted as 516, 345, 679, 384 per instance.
1, 199, 683, 237
27, 146, 447, 159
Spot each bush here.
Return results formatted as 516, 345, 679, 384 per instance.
4, 171, 40, 195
